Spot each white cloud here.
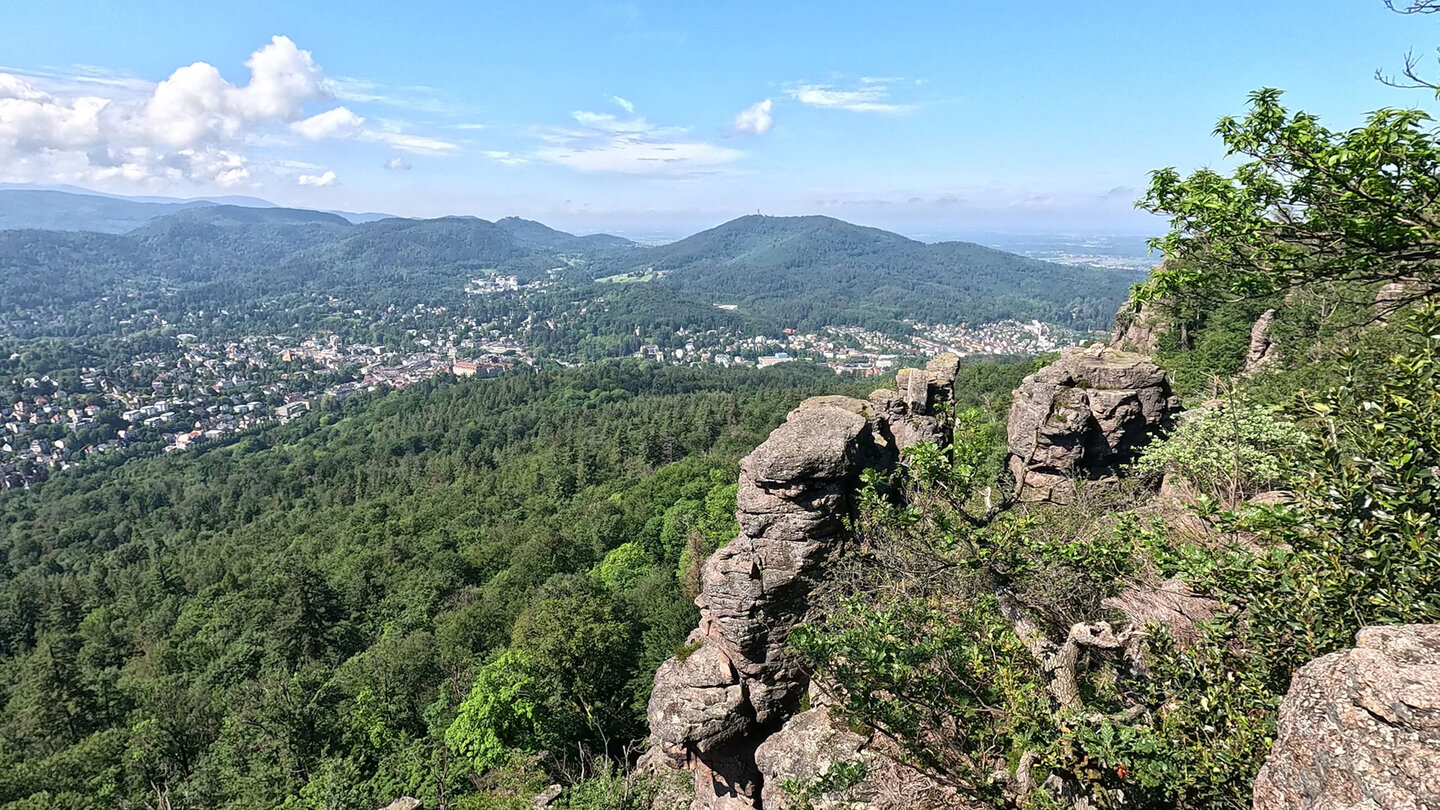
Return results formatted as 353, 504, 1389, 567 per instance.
327, 76, 460, 114
0, 37, 456, 189
532, 108, 741, 175
611, 95, 635, 114
384, 156, 412, 170
482, 150, 528, 166
733, 99, 773, 135
360, 129, 458, 155
297, 170, 336, 186
292, 106, 364, 140
786, 79, 915, 114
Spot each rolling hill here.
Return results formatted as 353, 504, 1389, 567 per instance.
590, 215, 1142, 331
0, 205, 1138, 336
496, 216, 637, 252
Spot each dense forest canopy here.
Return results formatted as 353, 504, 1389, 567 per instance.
4, 360, 1031, 809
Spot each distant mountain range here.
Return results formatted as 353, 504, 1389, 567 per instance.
0, 185, 393, 233
0, 188, 1142, 331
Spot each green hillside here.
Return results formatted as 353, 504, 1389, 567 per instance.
592, 215, 1140, 331
0, 361, 902, 809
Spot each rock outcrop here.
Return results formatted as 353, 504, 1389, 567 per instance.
1374, 281, 1414, 324
1006, 346, 1179, 503
1243, 309, 1279, 374
752, 706, 964, 809
1111, 297, 1166, 354
1253, 625, 1440, 810
645, 356, 961, 809
1101, 578, 1224, 647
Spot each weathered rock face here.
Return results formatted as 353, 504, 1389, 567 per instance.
1253, 624, 1440, 810
1006, 346, 1179, 503
1374, 281, 1414, 324
752, 706, 965, 810
645, 356, 961, 809
1243, 309, 1279, 375
1111, 297, 1167, 354
1101, 578, 1224, 647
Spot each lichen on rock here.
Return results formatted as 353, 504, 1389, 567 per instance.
1253, 624, 1440, 810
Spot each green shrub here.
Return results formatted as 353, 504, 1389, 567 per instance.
1132, 402, 1309, 507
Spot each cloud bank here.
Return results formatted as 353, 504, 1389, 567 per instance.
0, 35, 455, 189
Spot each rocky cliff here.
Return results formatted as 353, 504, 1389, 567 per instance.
1253, 625, 1440, 810
643, 333, 1426, 810
644, 356, 962, 809
1006, 345, 1180, 503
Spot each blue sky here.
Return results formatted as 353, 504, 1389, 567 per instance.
0, 1, 1435, 237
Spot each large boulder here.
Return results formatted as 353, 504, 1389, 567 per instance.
754, 707, 968, 810
648, 638, 752, 754
1253, 625, 1440, 810
1006, 346, 1178, 503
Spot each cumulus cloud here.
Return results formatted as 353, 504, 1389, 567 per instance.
292, 106, 364, 140
384, 156, 412, 170
786, 79, 915, 114
611, 95, 635, 113
533, 108, 741, 175
0, 36, 455, 189
733, 99, 773, 135
297, 170, 336, 186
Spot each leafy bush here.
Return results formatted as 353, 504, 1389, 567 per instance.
1132, 402, 1309, 507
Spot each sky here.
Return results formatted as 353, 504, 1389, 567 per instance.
1, 0, 1437, 238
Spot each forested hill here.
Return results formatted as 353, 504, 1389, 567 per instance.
0, 360, 928, 809
0, 211, 628, 312
592, 214, 1140, 331
495, 216, 637, 251
1, 201, 1136, 341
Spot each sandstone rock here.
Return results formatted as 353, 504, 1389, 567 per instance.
754, 708, 970, 810
646, 368, 958, 809
1101, 578, 1223, 646
1253, 624, 1440, 810
741, 402, 866, 484
754, 707, 868, 809
1243, 309, 1279, 374
649, 639, 752, 753
1111, 295, 1167, 354
1006, 346, 1178, 503
379, 799, 422, 810
532, 785, 563, 809
1374, 282, 1414, 324
868, 355, 959, 454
